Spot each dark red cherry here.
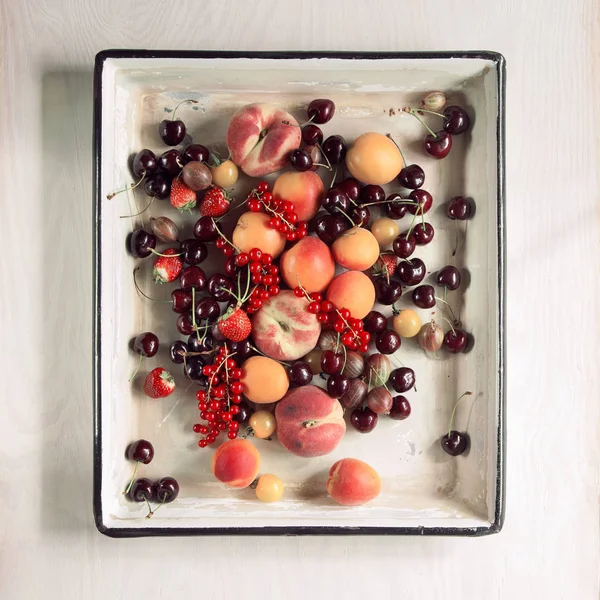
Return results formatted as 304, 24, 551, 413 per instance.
412, 222, 434, 245
233, 401, 253, 423
315, 214, 349, 244
133, 332, 159, 357
176, 312, 196, 336
126, 439, 154, 464
424, 131, 452, 159
321, 189, 350, 215
407, 189, 433, 215
183, 144, 210, 164
441, 431, 469, 456
171, 289, 192, 313
289, 148, 313, 172
350, 406, 378, 433
195, 297, 221, 322
207, 274, 235, 302
363, 311, 387, 334
443, 106, 470, 135
359, 184, 385, 205
412, 285, 436, 309
389, 395, 411, 420
184, 355, 207, 381
180, 239, 208, 266
144, 172, 171, 200
390, 367, 415, 393
436, 266, 461, 290
154, 477, 180, 503
443, 329, 468, 353
302, 124, 324, 145
188, 333, 214, 353
396, 258, 426, 286
159, 119, 186, 146
287, 361, 313, 386
446, 196, 473, 220
158, 149, 183, 177
376, 330, 401, 354
393, 234, 416, 259
130, 229, 156, 258
179, 266, 207, 292
397, 164, 425, 189
384, 193, 408, 219
335, 177, 361, 202
307, 99, 335, 124
351, 205, 370, 227
132, 149, 158, 178
321, 350, 344, 375
374, 278, 402, 305
321, 135, 347, 164
170, 340, 188, 364
193, 216, 218, 241
128, 478, 155, 502
327, 374, 350, 398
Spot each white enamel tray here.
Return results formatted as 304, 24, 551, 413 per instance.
93, 51, 505, 537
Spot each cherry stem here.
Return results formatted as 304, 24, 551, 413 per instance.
402, 108, 437, 138
318, 143, 333, 172
360, 199, 411, 208
119, 196, 154, 219
132, 268, 170, 303
337, 207, 356, 227
211, 218, 240, 253
123, 461, 139, 495
407, 106, 446, 118
438, 316, 456, 335
392, 304, 401, 316
249, 344, 290, 366
329, 166, 338, 189
128, 354, 143, 383
150, 249, 183, 258
448, 391, 473, 437
405, 211, 419, 239
171, 99, 198, 122
435, 296, 459, 325
385, 134, 407, 166
107, 175, 145, 200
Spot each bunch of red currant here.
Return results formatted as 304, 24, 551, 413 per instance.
293, 287, 371, 353
246, 181, 308, 242
242, 248, 281, 314
194, 346, 244, 447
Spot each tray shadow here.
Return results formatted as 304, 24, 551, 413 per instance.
40, 69, 94, 533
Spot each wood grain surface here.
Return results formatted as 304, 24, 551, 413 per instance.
1, 0, 598, 598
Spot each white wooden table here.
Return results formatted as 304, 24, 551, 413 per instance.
1, 0, 598, 598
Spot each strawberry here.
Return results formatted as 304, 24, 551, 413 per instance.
374, 252, 397, 279
153, 248, 183, 284
143, 367, 176, 399
199, 186, 230, 217
217, 307, 251, 342
170, 178, 197, 212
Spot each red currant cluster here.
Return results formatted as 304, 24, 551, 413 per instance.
241, 247, 281, 314
293, 287, 371, 353
215, 235, 237, 257
246, 181, 309, 242
193, 346, 244, 448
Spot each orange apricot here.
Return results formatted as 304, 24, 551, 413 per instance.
346, 132, 403, 185
332, 226, 380, 270
326, 271, 375, 319
280, 236, 335, 292
240, 355, 289, 403
212, 439, 261, 488
232, 212, 286, 258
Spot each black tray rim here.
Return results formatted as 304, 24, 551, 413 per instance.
93, 49, 506, 538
